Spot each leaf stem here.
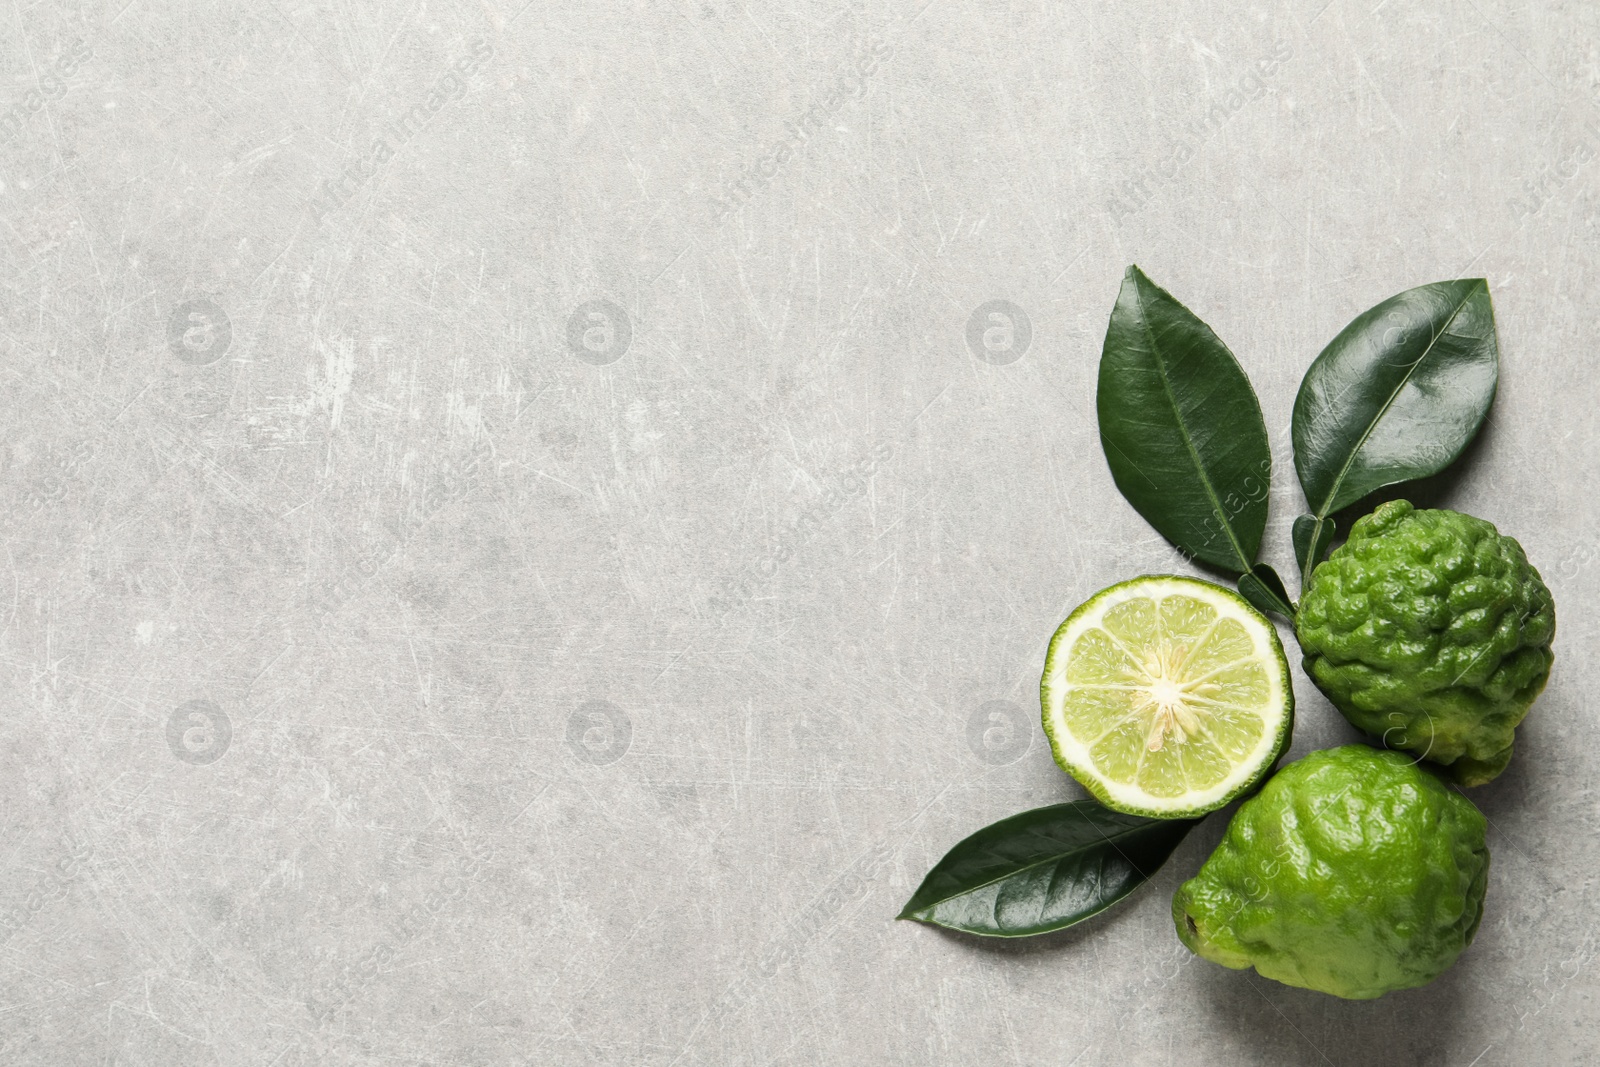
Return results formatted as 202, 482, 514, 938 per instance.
1299, 515, 1326, 594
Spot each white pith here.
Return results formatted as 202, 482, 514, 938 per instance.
1042, 576, 1290, 813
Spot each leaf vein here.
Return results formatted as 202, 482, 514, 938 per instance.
912, 820, 1174, 910
1313, 280, 1486, 518
1133, 273, 1254, 573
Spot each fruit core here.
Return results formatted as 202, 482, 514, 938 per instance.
1134, 642, 1202, 751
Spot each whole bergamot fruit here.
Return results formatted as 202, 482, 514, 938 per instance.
1173, 745, 1489, 999
1296, 500, 1555, 785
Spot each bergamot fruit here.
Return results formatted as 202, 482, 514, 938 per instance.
1296, 500, 1555, 786
1040, 575, 1293, 818
1173, 745, 1489, 999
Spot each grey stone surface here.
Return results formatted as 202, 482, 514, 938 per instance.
0, 1, 1595, 1064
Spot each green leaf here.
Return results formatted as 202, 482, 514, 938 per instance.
1292, 514, 1335, 578
1098, 266, 1273, 575
898, 800, 1200, 937
1238, 564, 1295, 621
1292, 278, 1498, 523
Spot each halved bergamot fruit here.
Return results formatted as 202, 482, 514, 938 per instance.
1041, 575, 1293, 818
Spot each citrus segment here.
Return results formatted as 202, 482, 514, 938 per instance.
1065, 628, 1142, 685
1180, 739, 1232, 789
1067, 688, 1136, 745
1101, 598, 1156, 645
1201, 660, 1272, 706
1088, 720, 1147, 783
1158, 594, 1216, 646
1202, 706, 1266, 761
1186, 617, 1255, 674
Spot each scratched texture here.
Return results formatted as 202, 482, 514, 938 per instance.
0, 0, 1596, 1064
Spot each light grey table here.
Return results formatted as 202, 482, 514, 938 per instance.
1, 1, 1594, 1064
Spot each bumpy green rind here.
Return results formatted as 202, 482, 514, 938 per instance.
1295, 500, 1555, 785
1173, 745, 1489, 999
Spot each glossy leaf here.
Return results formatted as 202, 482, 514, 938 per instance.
1098, 266, 1273, 574
1292, 514, 1335, 579
1293, 279, 1498, 520
898, 800, 1200, 937
1238, 564, 1295, 621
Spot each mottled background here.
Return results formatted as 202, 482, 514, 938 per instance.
1, 1, 1596, 1064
